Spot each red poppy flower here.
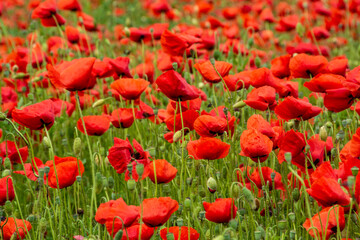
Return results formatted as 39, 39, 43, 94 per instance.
306, 177, 350, 207
326, 57, 348, 76
194, 60, 232, 83
12, 99, 55, 130
223, 71, 251, 91
44, 156, 84, 189
165, 109, 199, 132
249, 68, 280, 89
51, 98, 75, 117
193, 115, 228, 137
121, 224, 154, 240
277, 130, 306, 164
0, 217, 32, 240
246, 114, 276, 140
324, 88, 355, 112
250, 167, 284, 191
0, 176, 15, 205
13, 157, 45, 181
289, 54, 328, 78
77, 12, 98, 31
111, 78, 149, 100
103, 57, 132, 78
141, 197, 179, 227
47, 57, 96, 91
95, 198, 139, 237
240, 129, 273, 162
77, 115, 110, 136
156, 70, 199, 101
274, 96, 321, 120
0, 140, 28, 165
160, 30, 187, 56
270, 54, 291, 79
244, 86, 277, 111
304, 73, 345, 93
31, 0, 65, 27
148, 159, 177, 184
187, 137, 230, 160
203, 198, 237, 223
303, 206, 345, 240
111, 108, 135, 128
160, 226, 200, 240
107, 138, 150, 181
65, 26, 80, 43
1, 87, 18, 104
58, 0, 82, 11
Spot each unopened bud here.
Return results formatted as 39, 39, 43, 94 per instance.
2, 169, 11, 177
352, 167, 359, 176
127, 179, 136, 191
319, 126, 328, 141
207, 177, 217, 193
136, 163, 144, 178
43, 137, 51, 149
173, 130, 183, 142
233, 100, 246, 109
73, 137, 82, 156
92, 99, 106, 108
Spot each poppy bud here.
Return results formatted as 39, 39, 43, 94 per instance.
230, 184, 241, 199
127, 163, 133, 175
348, 176, 355, 188
198, 186, 206, 197
184, 198, 191, 209
43, 137, 51, 149
172, 62, 178, 71
254, 231, 262, 240
72, 137, 82, 156
127, 179, 136, 191
124, 27, 130, 37
352, 167, 359, 176
108, 177, 114, 189
114, 229, 123, 240
229, 219, 238, 230
4, 200, 12, 214
296, 22, 305, 37
4, 158, 11, 170
0, 112, 6, 121
136, 163, 144, 178
2, 169, 11, 178
242, 187, 255, 204
176, 217, 184, 227
76, 176, 82, 183
199, 211, 205, 220
319, 126, 328, 141
92, 99, 106, 108
12, 65, 19, 73
213, 50, 221, 60
247, 38, 254, 48
210, 58, 216, 66
284, 152, 292, 163
233, 100, 246, 109
270, 172, 276, 182
173, 130, 183, 142
207, 177, 217, 193
14, 72, 27, 79
277, 220, 287, 230
255, 57, 261, 68
288, 212, 295, 222
325, 121, 333, 129
166, 233, 175, 240
292, 188, 300, 201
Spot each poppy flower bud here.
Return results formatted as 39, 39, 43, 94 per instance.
0, 112, 6, 121
4, 200, 12, 213
4, 158, 11, 170
277, 220, 287, 230
42, 137, 51, 149
12, 65, 19, 73
172, 62, 178, 71
254, 231, 262, 240
319, 126, 328, 141
292, 188, 300, 201
288, 230, 295, 240
166, 233, 175, 240
296, 22, 305, 37
207, 177, 217, 193
173, 130, 183, 142
284, 152, 292, 163
352, 167, 359, 176
136, 163, 144, 178
108, 176, 114, 189
127, 179, 136, 191
288, 212, 295, 222
242, 187, 254, 204
127, 163, 133, 175
184, 198, 191, 209
325, 121, 333, 129
124, 27, 130, 37
230, 184, 241, 199
76, 176, 82, 183
2, 169, 11, 178
92, 99, 106, 108
255, 57, 261, 68
114, 229, 123, 240
14, 73, 27, 79
176, 217, 184, 227
198, 186, 206, 197
73, 137, 82, 156
233, 101, 244, 110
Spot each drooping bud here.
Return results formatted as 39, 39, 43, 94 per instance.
319, 126, 328, 141
233, 100, 246, 109
207, 177, 217, 193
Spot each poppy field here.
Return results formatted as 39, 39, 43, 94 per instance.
2, 0, 360, 239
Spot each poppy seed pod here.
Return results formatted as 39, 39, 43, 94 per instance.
127, 179, 136, 191
207, 177, 217, 193
136, 163, 144, 178
352, 167, 359, 176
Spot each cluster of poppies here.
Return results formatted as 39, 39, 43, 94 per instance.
2, 0, 360, 239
